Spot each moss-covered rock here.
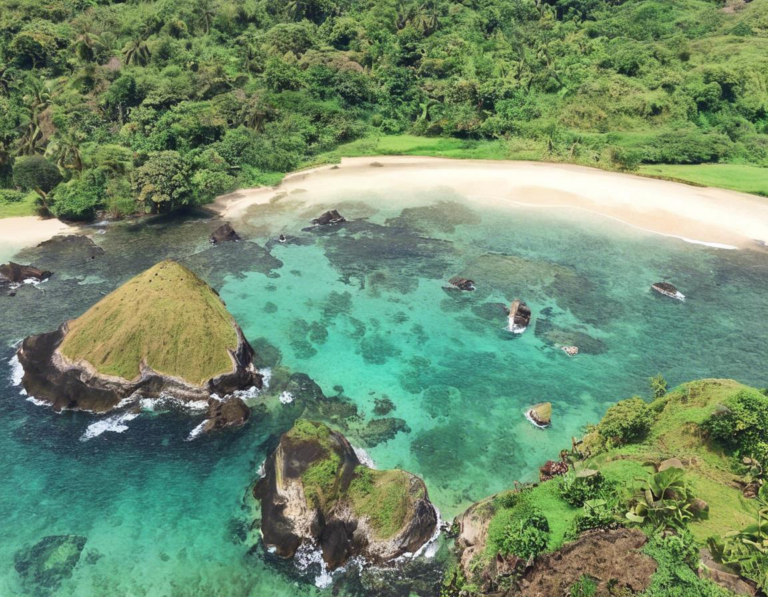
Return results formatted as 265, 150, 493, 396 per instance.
254, 419, 437, 570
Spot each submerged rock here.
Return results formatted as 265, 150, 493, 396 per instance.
358, 417, 411, 447
652, 281, 685, 301
17, 260, 261, 413
312, 209, 347, 226
38, 235, 104, 261
209, 223, 241, 244
526, 402, 551, 428
254, 420, 437, 570
447, 276, 475, 291
0, 262, 52, 284
508, 299, 532, 332
14, 535, 87, 592
203, 397, 250, 433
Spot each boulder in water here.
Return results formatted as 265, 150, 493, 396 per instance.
561, 345, 579, 357
652, 282, 685, 301
203, 397, 250, 433
508, 299, 532, 332
0, 262, 52, 284
312, 209, 346, 226
527, 402, 552, 428
254, 419, 437, 570
447, 276, 476, 291
209, 223, 241, 244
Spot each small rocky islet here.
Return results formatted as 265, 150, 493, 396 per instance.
254, 419, 438, 570
16, 259, 261, 416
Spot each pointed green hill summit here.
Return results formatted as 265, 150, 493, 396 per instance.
59, 260, 238, 385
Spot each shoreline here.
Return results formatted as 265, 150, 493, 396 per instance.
214, 157, 768, 249
0, 216, 72, 263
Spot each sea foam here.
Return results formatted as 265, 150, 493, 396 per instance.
80, 411, 139, 442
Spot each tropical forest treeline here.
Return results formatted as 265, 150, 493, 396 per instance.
0, 0, 767, 219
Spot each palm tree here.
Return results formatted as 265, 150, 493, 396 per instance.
414, 1, 441, 35
17, 120, 45, 156
47, 132, 83, 172
0, 63, 14, 96
197, 0, 219, 34
74, 31, 106, 63
122, 39, 151, 67
239, 95, 274, 132
23, 78, 51, 114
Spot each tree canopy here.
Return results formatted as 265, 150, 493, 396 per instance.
0, 0, 766, 219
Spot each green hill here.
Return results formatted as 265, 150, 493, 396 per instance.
59, 260, 239, 385
1, 0, 768, 219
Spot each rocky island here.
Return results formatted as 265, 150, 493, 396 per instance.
254, 419, 438, 570
17, 260, 261, 413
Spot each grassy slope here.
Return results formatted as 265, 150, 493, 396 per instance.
482, 379, 761, 568
0, 193, 37, 218
591, 379, 761, 541
59, 260, 238, 385
639, 164, 768, 197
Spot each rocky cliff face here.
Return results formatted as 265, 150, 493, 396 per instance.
254, 420, 437, 570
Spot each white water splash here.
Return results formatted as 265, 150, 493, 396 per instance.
293, 542, 339, 588
139, 394, 208, 413
508, 320, 528, 334
524, 409, 549, 429
80, 411, 139, 442
186, 420, 208, 442
26, 396, 48, 407
257, 459, 266, 478
279, 391, 294, 404
352, 445, 376, 469
8, 354, 23, 386
259, 368, 272, 390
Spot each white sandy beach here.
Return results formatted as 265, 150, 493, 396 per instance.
215, 157, 768, 249
0, 216, 72, 263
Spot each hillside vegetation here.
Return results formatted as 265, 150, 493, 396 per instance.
60, 260, 239, 384
1, 0, 767, 219
446, 378, 768, 595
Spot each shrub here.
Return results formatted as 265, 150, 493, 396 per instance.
558, 469, 611, 507
703, 389, 768, 463
50, 169, 106, 220
499, 511, 550, 560
596, 397, 653, 445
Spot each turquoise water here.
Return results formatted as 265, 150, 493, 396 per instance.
1, 188, 767, 596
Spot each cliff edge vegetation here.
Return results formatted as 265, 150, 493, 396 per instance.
446, 379, 768, 596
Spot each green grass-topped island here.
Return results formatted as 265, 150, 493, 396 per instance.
16, 260, 262, 416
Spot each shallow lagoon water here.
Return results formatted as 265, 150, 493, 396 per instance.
1, 187, 767, 596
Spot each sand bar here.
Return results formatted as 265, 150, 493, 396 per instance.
215, 157, 768, 249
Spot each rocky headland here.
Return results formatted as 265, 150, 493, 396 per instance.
254, 419, 437, 570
